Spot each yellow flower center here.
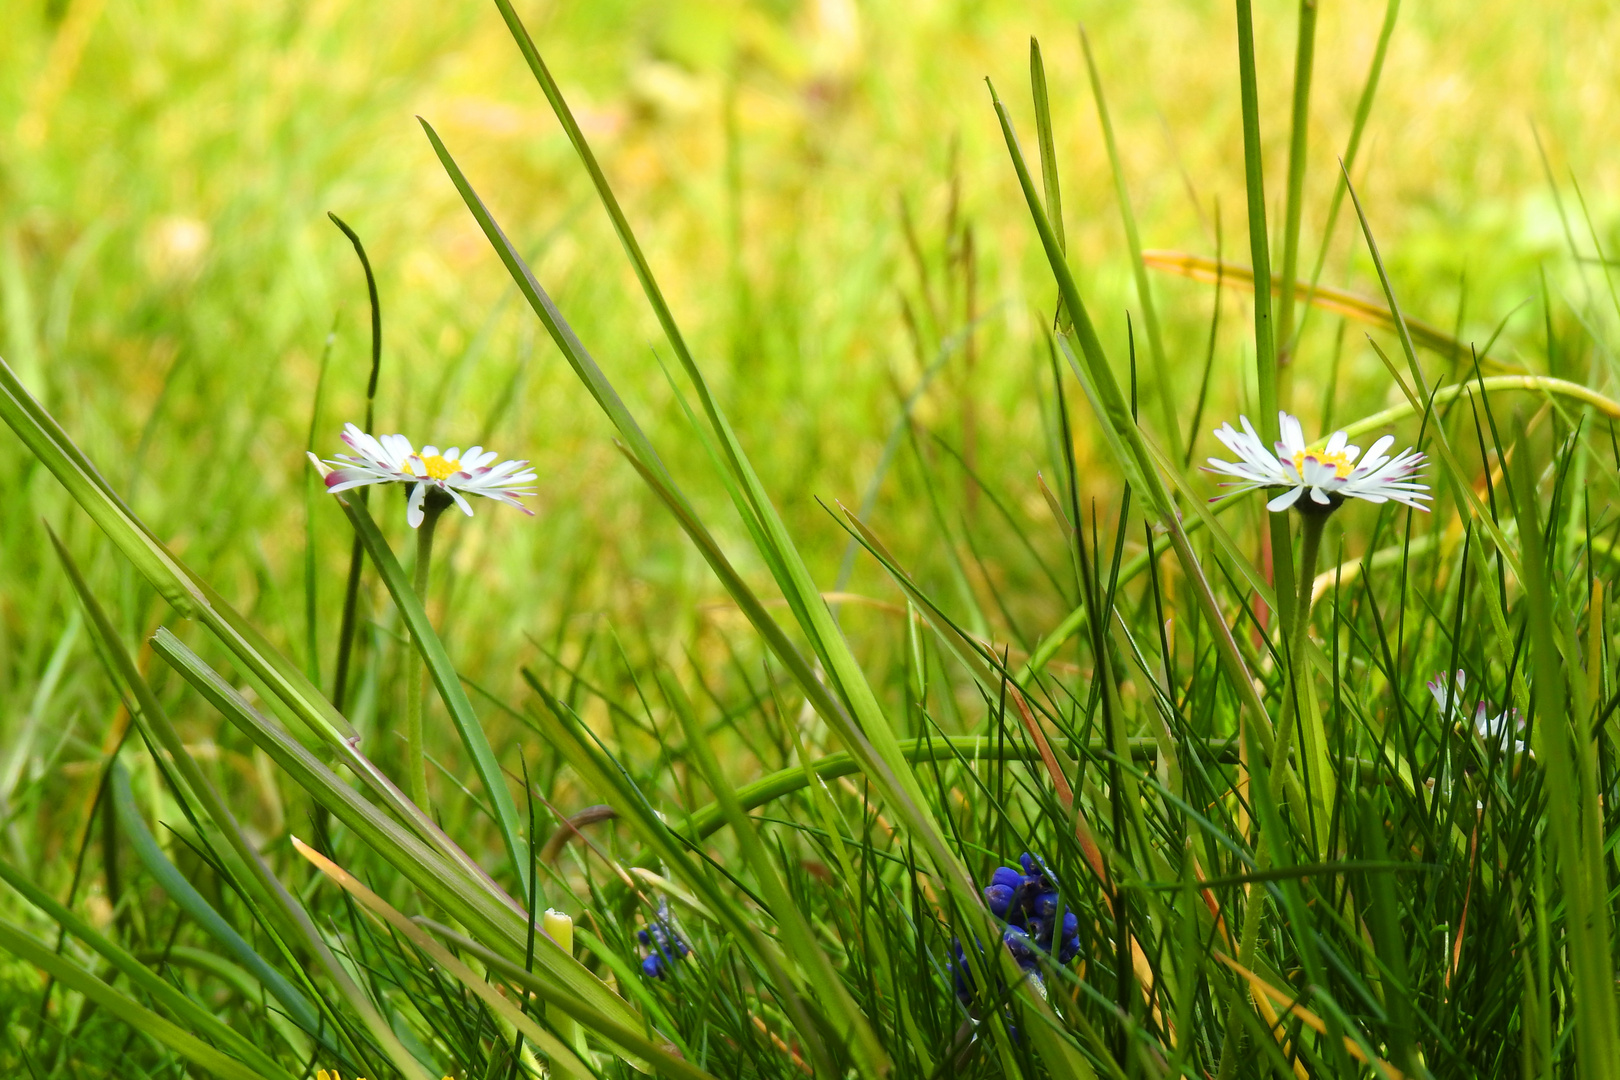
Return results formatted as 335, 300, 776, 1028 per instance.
1292, 448, 1355, 479
415, 453, 461, 481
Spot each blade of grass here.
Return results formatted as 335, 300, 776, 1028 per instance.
149, 627, 644, 1045
988, 82, 1279, 765
1341, 172, 1524, 583
1145, 250, 1495, 367
1080, 26, 1182, 465
1291, 0, 1402, 356
0, 856, 300, 1080
523, 683, 848, 1078
49, 530, 430, 1080
1274, 0, 1319, 371
662, 670, 890, 1080
1508, 425, 1620, 1078
0, 918, 285, 1080
0, 356, 361, 750
292, 838, 598, 1080
109, 760, 323, 1037
462, 13, 1099, 1068
1030, 36, 1068, 332
321, 476, 529, 899
326, 211, 384, 714
1232, 0, 1298, 650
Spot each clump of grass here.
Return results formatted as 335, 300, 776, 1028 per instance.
4, 2, 1620, 1078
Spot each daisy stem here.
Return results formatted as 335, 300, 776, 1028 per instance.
1272, 509, 1333, 832
405, 501, 445, 809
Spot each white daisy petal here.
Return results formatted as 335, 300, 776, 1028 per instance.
1203, 412, 1428, 516
407, 483, 428, 528
320, 424, 541, 528
1267, 486, 1305, 512
1276, 412, 1307, 457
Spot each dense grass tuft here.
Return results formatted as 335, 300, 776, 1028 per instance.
4, 1, 1620, 1078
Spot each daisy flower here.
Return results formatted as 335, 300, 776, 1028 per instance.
1427, 669, 1527, 756
1206, 411, 1429, 514
317, 422, 537, 528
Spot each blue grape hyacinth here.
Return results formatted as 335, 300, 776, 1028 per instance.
954, 852, 1081, 1006
638, 918, 689, 979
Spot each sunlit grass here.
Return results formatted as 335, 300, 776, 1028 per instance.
3, 0, 1620, 1076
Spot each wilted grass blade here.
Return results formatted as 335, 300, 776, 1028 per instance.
1144, 250, 1487, 365
1212, 951, 1410, 1079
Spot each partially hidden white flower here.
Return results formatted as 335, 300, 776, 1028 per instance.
1427, 669, 1527, 756
1205, 411, 1430, 513
315, 422, 537, 528
1426, 669, 1468, 718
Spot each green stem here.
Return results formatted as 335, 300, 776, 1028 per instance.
1270, 508, 1327, 809
405, 501, 444, 808
1276, 0, 1319, 379
1217, 506, 1326, 1080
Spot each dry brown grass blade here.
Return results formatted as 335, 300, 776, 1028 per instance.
1214, 950, 1409, 1080
1143, 250, 1494, 366
1005, 687, 1110, 891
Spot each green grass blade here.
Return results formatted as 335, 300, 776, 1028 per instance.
0, 355, 360, 754
153, 633, 514, 946
109, 760, 323, 1037
988, 83, 1280, 763
1341, 172, 1525, 582
294, 839, 599, 1080
1274, 0, 1320, 366
0, 917, 284, 1080
1509, 430, 1620, 1079
1232, 0, 1279, 419
152, 627, 662, 1065
662, 671, 889, 1079
0, 856, 300, 1080
524, 684, 849, 1076
50, 531, 434, 1080
1231, 0, 1298, 644
428, 922, 711, 1079
326, 211, 384, 713
1080, 26, 1182, 465
327, 483, 529, 898
1029, 37, 1065, 258
1293, 0, 1401, 356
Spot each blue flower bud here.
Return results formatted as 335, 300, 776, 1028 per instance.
984, 882, 1015, 917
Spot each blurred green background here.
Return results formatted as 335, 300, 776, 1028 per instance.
2, 0, 1616, 879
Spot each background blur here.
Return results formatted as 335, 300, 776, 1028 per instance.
2, 0, 1617, 870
